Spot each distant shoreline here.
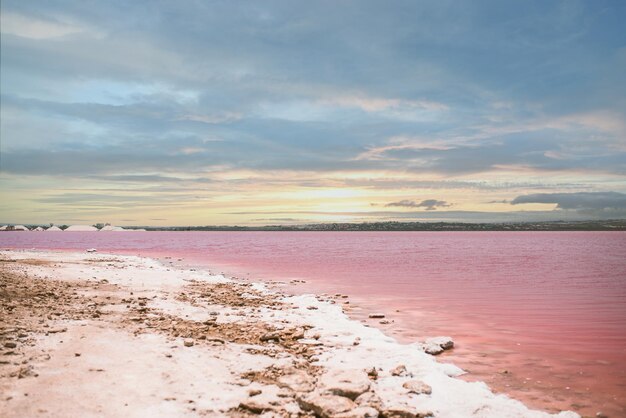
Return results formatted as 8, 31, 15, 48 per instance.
1, 220, 625, 232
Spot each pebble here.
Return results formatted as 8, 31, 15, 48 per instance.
403, 380, 432, 395
248, 389, 262, 397
297, 392, 356, 417
368, 313, 385, 319
277, 369, 315, 392
390, 364, 408, 377
183, 339, 194, 347
319, 369, 371, 400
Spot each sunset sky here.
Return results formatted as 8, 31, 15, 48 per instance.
1, 1, 625, 226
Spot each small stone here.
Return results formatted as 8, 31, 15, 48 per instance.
297, 392, 356, 417
366, 367, 378, 380
260, 332, 280, 342
248, 389, 262, 397
239, 399, 271, 414
422, 336, 454, 355
4, 342, 17, 349
355, 391, 383, 410
307, 306, 318, 310
319, 369, 370, 400
403, 380, 432, 395
277, 369, 315, 392
291, 328, 305, 339
74, 353, 81, 357
381, 405, 433, 418
183, 339, 194, 347
335, 406, 379, 418
390, 364, 407, 376
17, 365, 36, 379
368, 313, 385, 319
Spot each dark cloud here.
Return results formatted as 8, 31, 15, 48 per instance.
510, 192, 626, 211
385, 199, 451, 210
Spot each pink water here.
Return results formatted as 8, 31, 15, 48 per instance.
2, 231, 625, 416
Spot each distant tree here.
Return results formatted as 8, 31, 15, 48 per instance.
60, 225, 68, 230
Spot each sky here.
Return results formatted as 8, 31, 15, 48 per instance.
1, 0, 625, 226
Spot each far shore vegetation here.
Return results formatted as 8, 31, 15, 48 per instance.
2, 220, 625, 232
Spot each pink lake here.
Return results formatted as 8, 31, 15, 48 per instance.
2, 231, 625, 416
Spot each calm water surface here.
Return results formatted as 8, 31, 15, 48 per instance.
2, 231, 625, 416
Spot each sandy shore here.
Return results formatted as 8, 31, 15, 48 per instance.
0, 250, 579, 418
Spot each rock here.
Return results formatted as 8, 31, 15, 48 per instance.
355, 391, 383, 410
86, 248, 97, 253
402, 380, 432, 395
248, 389, 262, 397
291, 328, 305, 339
422, 344, 443, 355
390, 364, 407, 376
335, 406, 380, 418
277, 369, 315, 392
319, 369, 371, 400
17, 365, 36, 379
297, 392, 356, 417
381, 405, 434, 418
366, 367, 378, 380
368, 313, 385, 319
183, 338, 194, 347
239, 398, 273, 414
428, 336, 453, 350
307, 306, 319, 310
260, 331, 280, 342
422, 336, 454, 355
4, 342, 17, 349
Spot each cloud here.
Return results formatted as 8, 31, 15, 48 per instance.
0, 11, 99, 40
1, 1, 625, 224
510, 192, 626, 211
385, 199, 451, 210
